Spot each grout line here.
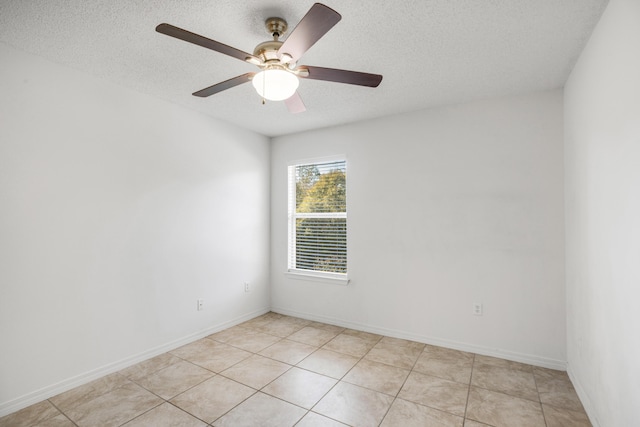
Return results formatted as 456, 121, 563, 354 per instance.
208, 389, 259, 425
462, 353, 476, 423
46, 399, 80, 427
532, 367, 549, 427
115, 400, 165, 427
164, 400, 210, 425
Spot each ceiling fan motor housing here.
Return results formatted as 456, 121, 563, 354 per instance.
265, 17, 287, 38
254, 18, 289, 63
253, 40, 284, 62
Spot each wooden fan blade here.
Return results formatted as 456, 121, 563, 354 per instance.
278, 3, 341, 62
156, 23, 260, 64
192, 73, 255, 97
299, 66, 383, 87
285, 91, 306, 114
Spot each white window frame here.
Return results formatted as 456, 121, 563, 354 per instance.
287, 156, 349, 285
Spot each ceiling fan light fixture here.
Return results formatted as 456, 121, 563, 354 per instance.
252, 68, 299, 101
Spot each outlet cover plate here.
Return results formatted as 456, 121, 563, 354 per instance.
473, 303, 483, 316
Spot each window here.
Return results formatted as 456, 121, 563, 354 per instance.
288, 159, 347, 282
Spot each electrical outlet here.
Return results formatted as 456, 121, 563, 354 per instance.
197, 299, 204, 311
473, 302, 483, 316
244, 282, 250, 292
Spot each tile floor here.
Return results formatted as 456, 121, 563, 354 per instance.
0, 312, 591, 427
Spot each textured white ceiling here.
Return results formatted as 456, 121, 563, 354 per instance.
0, 0, 608, 137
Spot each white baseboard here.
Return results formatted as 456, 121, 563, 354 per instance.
566, 363, 599, 427
0, 307, 270, 418
272, 306, 568, 370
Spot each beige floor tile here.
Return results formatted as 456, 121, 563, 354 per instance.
49, 372, 130, 412
262, 367, 337, 409
379, 336, 424, 349
423, 345, 474, 358
255, 320, 304, 337
466, 387, 545, 427
65, 382, 162, 427
119, 353, 183, 382
170, 337, 221, 359
214, 327, 282, 353
398, 371, 469, 417
259, 339, 317, 364
220, 354, 290, 389
34, 414, 76, 427
297, 349, 360, 379
380, 398, 464, 427
240, 312, 282, 329
289, 326, 341, 347
463, 420, 492, 427
474, 355, 533, 372
135, 360, 213, 400
471, 362, 539, 402
172, 339, 252, 372
238, 317, 273, 330
213, 392, 306, 427
414, 347, 474, 384
415, 355, 474, 385
341, 329, 382, 345
323, 333, 377, 358
533, 366, 569, 378
313, 382, 394, 427
0, 400, 62, 427
343, 359, 410, 396
542, 404, 592, 427
208, 325, 251, 342
280, 314, 314, 326
364, 337, 425, 369
261, 311, 285, 320
307, 321, 346, 334
170, 375, 255, 423
255, 316, 311, 337
296, 411, 349, 426
122, 402, 205, 426
534, 367, 585, 412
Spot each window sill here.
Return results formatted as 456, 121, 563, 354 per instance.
285, 270, 350, 286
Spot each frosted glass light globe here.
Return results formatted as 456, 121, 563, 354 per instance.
252, 69, 299, 101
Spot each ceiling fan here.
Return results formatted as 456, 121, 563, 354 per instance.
156, 3, 383, 113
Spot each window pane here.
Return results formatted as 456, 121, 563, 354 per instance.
295, 161, 346, 213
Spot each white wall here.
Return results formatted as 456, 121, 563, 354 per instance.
271, 90, 566, 367
0, 43, 271, 414
564, 0, 640, 425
